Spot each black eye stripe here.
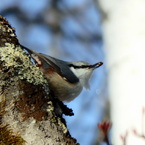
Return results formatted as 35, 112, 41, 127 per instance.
69, 62, 103, 69
69, 64, 91, 69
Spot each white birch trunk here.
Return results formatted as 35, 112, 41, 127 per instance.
97, 1, 145, 145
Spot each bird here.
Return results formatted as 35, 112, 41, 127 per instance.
22, 46, 103, 102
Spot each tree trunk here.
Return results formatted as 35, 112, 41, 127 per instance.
0, 16, 78, 145
97, 1, 145, 145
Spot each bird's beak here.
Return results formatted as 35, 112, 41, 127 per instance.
91, 62, 103, 69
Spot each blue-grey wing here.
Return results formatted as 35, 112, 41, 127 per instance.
23, 46, 79, 84
39, 53, 79, 84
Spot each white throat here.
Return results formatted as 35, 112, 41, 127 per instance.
70, 66, 93, 89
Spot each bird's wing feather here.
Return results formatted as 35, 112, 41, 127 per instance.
22, 46, 79, 83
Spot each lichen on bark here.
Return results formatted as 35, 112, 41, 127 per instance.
0, 15, 79, 145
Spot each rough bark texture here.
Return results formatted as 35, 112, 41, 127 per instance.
0, 16, 78, 145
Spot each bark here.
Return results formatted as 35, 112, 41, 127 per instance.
0, 16, 78, 145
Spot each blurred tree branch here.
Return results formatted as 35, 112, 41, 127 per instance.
0, 0, 102, 44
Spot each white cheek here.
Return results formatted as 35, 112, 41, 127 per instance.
70, 67, 87, 77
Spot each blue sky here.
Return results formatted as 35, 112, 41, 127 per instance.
0, 0, 106, 144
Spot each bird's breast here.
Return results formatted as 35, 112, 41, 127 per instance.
44, 71, 83, 102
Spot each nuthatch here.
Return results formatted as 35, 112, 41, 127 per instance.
23, 46, 103, 102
